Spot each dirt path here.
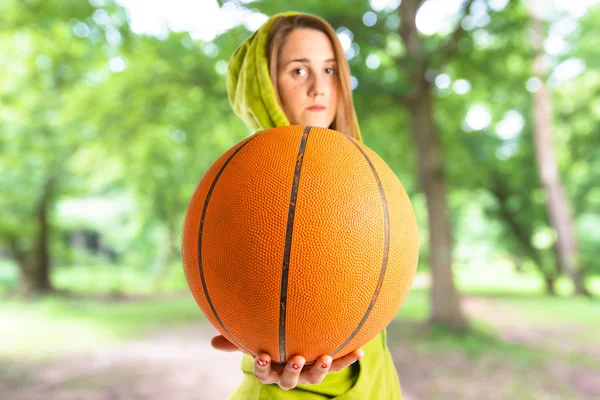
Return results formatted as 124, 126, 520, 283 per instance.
0, 324, 245, 400
1, 296, 598, 399
463, 296, 600, 359
391, 296, 600, 400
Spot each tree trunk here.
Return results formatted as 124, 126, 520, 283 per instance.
13, 177, 56, 296
399, 0, 467, 328
528, 4, 590, 296
543, 275, 557, 296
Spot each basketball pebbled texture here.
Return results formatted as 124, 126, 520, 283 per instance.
181, 125, 418, 364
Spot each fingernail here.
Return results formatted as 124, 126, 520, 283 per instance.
257, 359, 268, 367
292, 363, 300, 370
321, 363, 329, 369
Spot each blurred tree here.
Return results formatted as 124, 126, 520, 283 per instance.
76, 27, 250, 274
0, 0, 103, 295
396, 0, 473, 328
2, 0, 597, 300
438, 0, 562, 294
526, 0, 591, 296
1, 0, 250, 293
557, 5, 600, 282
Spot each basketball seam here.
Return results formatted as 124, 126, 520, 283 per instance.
331, 134, 390, 357
197, 134, 259, 356
279, 125, 312, 362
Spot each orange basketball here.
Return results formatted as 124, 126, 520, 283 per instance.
181, 125, 418, 364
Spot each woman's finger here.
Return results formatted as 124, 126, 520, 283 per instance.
278, 355, 305, 390
329, 349, 363, 372
210, 335, 239, 352
299, 355, 333, 385
253, 353, 277, 384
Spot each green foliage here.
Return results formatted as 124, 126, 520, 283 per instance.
0, 0, 114, 278
1, 0, 598, 293
555, 6, 600, 275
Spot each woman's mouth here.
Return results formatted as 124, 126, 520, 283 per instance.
307, 105, 326, 111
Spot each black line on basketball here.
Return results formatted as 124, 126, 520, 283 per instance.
331, 134, 390, 357
197, 134, 258, 356
279, 125, 312, 362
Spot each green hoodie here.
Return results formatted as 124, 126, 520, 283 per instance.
226, 12, 402, 400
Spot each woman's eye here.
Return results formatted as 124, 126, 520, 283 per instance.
325, 67, 336, 75
292, 68, 307, 77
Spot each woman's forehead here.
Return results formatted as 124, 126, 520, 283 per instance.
279, 28, 336, 63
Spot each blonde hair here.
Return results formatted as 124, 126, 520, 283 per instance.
266, 14, 359, 140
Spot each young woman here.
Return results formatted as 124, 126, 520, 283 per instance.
215, 12, 402, 399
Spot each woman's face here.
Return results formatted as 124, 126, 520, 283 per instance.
276, 28, 338, 128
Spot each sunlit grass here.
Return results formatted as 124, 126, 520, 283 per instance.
454, 258, 600, 297
395, 288, 429, 321
1, 258, 598, 366
393, 267, 600, 369
53, 263, 189, 295
0, 260, 189, 296
494, 294, 600, 324
0, 296, 204, 360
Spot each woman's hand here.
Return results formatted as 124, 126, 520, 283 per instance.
211, 335, 364, 390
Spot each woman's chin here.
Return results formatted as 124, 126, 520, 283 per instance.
296, 119, 332, 129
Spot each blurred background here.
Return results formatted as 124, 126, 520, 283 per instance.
1, 0, 599, 399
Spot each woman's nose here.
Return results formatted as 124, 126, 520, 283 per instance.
309, 75, 325, 97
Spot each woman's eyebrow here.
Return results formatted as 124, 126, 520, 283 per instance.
285, 58, 337, 66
